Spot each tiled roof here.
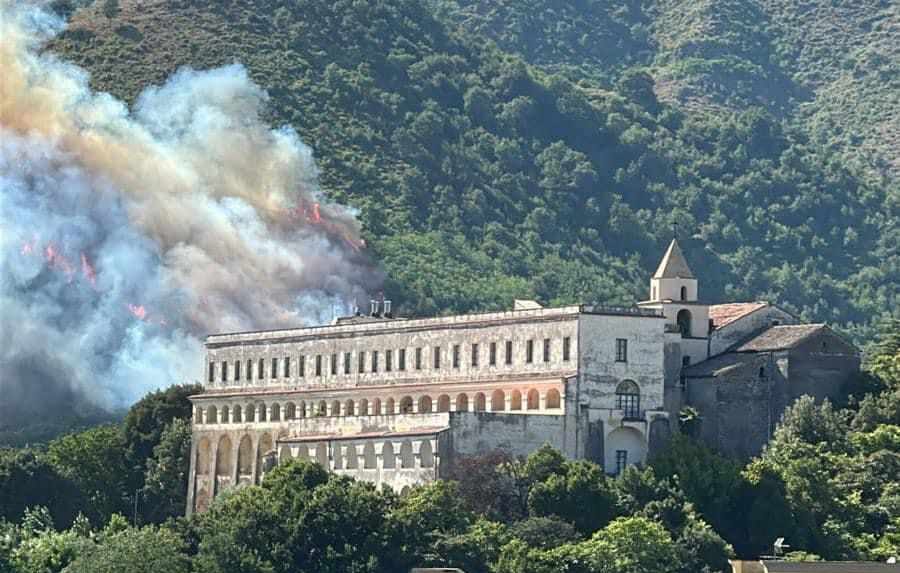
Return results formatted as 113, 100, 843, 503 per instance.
735, 324, 827, 352
709, 302, 769, 328
683, 352, 769, 378
653, 239, 695, 279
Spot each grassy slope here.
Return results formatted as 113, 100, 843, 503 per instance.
47, 0, 897, 340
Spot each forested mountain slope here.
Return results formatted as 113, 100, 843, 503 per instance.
434, 0, 899, 180
48, 0, 898, 338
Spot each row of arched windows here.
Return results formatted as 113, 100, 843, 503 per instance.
195, 388, 563, 425
195, 433, 436, 483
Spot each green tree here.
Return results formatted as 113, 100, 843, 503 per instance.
142, 418, 192, 524
0, 449, 85, 527
63, 525, 190, 573
46, 426, 131, 525
528, 459, 619, 535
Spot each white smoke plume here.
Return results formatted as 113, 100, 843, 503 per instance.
0, 1, 380, 427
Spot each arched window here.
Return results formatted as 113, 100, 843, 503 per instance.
359, 399, 369, 416
385, 398, 395, 415
233, 404, 243, 423
220, 406, 230, 424
455, 393, 469, 412
677, 309, 692, 337
333, 442, 343, 470
331, 400, 342, 416
246, 404, 256, 422
271, 403, 281, 421
545, 389, 561, 409
759, 366, 766, 379
418, 395, 433, 413
258, 403, 267, 422
616, 380, 640, 418
256, 434, 273, 483
490, 389, 505, 411
400, 440, 415, 468
437, 394, 451, 412
284, 402, 296, 420
345, 400, 355, 416
382, 442, 396, 469
511, 390, 522, 411
215, 436, 232, 478
474, 392, 486, 411
373, 398, 382, 416
195, 406, 203, 424
315, 443, 328, 467
297, 401, 306, 418
317, 401, 327, 417
207, 405, 218, 424
295, 445, 309, 460
363, 442, 376, 469
680, 285, 687, 301
420, 440, 434, 468
237, 435, 253, 478
196, 438, 211, 475
399, 396, 414, 414
345, 444, 358, 469
527, 389, 540, 410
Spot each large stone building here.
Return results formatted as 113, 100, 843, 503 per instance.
186, 240, 859, 514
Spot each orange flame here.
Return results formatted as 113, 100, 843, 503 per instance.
80, 253, 97, 287
127, 304, 147, 320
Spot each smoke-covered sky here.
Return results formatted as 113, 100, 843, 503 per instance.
0, 1, 380, 426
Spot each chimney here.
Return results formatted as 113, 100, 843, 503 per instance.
370, 299, 379, 317
384, 299, 392, 318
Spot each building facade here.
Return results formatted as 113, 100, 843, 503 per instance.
186, 240, 859, 514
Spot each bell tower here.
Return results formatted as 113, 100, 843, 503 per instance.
649, 239, 698, 303
639, 238, 710, 366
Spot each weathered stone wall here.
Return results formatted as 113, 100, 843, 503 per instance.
445, 410, 577, 460
577, 313, 666, 413
686, 355, 779, 458
204, 307, 581, 393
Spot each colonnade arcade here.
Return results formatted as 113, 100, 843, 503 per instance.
194, 385, 564, 425
192, 430, 440, 512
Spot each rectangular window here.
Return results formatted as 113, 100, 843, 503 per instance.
682, 356, 691, 367
505, 341, 513, 365
543, 338, 551, 362
453, 344, 460, 368
235, 360, 241, 381
489, 342, 497, 366
372, 350, 379, 373
247, 359, 253, 381
399, 348, 406, 371
563, 337, 571, 361
315, 354, 322, 377
271, 358, 278, 379
386, 350, 393, 372
358, 351, 365, 374
615, 450, 628, 476
220, 361, 228, 382
330, 353, 337, 376
616, 339, 628, 362
258, 359, 264, 380
471, 343, 479, 367
526, 340, 534, 364
283, 356, 290, 378
298, 355, 305, 377
344, 352, 351, 375
415, 347, 423, 370
433, 347, 441, 369
208, 362, 215, 383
